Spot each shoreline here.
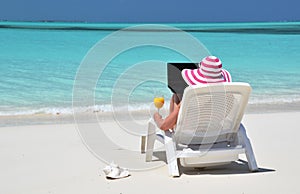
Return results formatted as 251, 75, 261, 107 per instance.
1, 102, 300, 127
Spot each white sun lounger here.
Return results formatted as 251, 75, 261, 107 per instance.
143, 82, 258, 177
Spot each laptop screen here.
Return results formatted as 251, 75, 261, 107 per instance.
167, 62, 198, 96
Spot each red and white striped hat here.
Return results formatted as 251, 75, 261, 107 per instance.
181, 56, 232, 85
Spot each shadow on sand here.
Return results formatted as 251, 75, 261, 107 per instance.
152, 151, 274, 176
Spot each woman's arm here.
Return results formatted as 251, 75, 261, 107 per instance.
154, 102, 181, 131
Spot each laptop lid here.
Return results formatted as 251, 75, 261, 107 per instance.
167, 62, 198, 96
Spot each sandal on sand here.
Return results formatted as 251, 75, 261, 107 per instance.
103, 162, 130, 179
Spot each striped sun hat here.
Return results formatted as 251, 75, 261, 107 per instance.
181, 56, 232, 86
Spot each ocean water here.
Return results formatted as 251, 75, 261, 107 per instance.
0, 21, 300, 118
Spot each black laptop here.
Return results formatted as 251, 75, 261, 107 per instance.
167, 62, 198, 101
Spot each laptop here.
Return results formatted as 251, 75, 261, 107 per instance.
167, 62, 198, 101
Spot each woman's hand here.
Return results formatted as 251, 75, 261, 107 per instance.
153, 101, 181, 131
153, 112, 162, 121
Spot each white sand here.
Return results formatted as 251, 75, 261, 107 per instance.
1, 112, 300, 194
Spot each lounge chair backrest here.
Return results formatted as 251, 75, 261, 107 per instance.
174, 82, 251, 145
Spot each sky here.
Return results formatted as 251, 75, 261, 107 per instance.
0, 0, 300, 23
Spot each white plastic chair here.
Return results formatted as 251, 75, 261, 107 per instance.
143, 82, 258, 177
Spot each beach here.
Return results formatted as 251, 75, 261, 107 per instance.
1, 22, 300, 193
1, 111, 300, 194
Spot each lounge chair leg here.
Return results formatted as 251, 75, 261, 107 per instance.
239, 124, 258, 171
141, 136, 146, 153
164, 132, 179, 177
146, 120, 156, 162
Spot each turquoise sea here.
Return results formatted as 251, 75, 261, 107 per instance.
1, 21, 300, 120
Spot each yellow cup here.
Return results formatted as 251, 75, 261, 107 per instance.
154, 97, 164, 109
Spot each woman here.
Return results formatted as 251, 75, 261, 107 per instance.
153, 55, 232, 130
